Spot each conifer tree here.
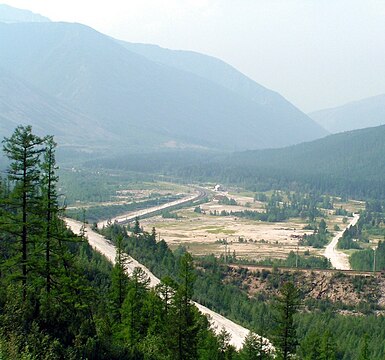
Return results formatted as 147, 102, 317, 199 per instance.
151, 226, 157, 243
122, 267, 150, 346
111, 234, 130, 323
299, 329, 321, 360
133, 216, 141, 234
2, 125, 46, 299
40, 136, 59, 294
156, 276, 177, 317
217, 328, 233, 359
358, 334, 369, 360
273, 281, 301, 360
241, 332, 262, 360
320, 330, 336, 360
172, 252, 200, 360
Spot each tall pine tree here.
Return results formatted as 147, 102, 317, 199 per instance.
273, 282, 301, 360
2, 125, 46, 300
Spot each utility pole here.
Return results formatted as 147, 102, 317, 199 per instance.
295, 241, 299, 268
373, 247, 376, 273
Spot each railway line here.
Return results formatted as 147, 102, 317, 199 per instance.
97, 187, 208, 228
228, 263, 384, 277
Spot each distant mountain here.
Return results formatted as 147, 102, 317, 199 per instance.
0, 4, 50, 23
0, 13, 327, 154
122, 42, 299, 108
122, 42, 328, 142
310, 94, 385, 133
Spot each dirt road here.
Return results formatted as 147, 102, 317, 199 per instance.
64, 217, 272, 350
323, 213, 360, 270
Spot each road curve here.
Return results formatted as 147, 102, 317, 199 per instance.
97, 188, 206, 229
323, 213, 360, 270
65, 218, 161, 285
64, 218, 272, 350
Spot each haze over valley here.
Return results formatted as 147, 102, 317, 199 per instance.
1, 3, 385, 360
0, 6, 327, 155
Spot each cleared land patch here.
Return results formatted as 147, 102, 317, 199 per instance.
141, 191, 358, 261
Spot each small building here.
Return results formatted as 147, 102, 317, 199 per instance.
214, 184, 225, 192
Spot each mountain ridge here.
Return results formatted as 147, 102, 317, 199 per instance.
0, 8, 328, 155
121, 41, 322, 133
310, 93, 385, 133
0, 4, 50, 23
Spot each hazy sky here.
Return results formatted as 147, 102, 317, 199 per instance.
3, 0, 385, 112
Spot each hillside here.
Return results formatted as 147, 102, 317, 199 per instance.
231, 124, 385, 173
226, 266, 385, 311
0, 67, 117, 149
121, 42, 323, 135
224, 124, 385, 198
0, 16, 327, 154
310, 94, 385, 133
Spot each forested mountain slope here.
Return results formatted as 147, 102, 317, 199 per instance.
310, 94, 385, 133
0, 17, 327, 153
231, 124, 385, 173
216, 124, 385, 198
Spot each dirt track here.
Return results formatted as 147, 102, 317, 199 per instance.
323, 213, 360, 270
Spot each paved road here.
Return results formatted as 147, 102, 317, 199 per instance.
97, 188, 206, 228
323, 213, 360, 270
64, 217, 272, 350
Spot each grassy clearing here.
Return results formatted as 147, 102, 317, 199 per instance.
207, 228, 236, 235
